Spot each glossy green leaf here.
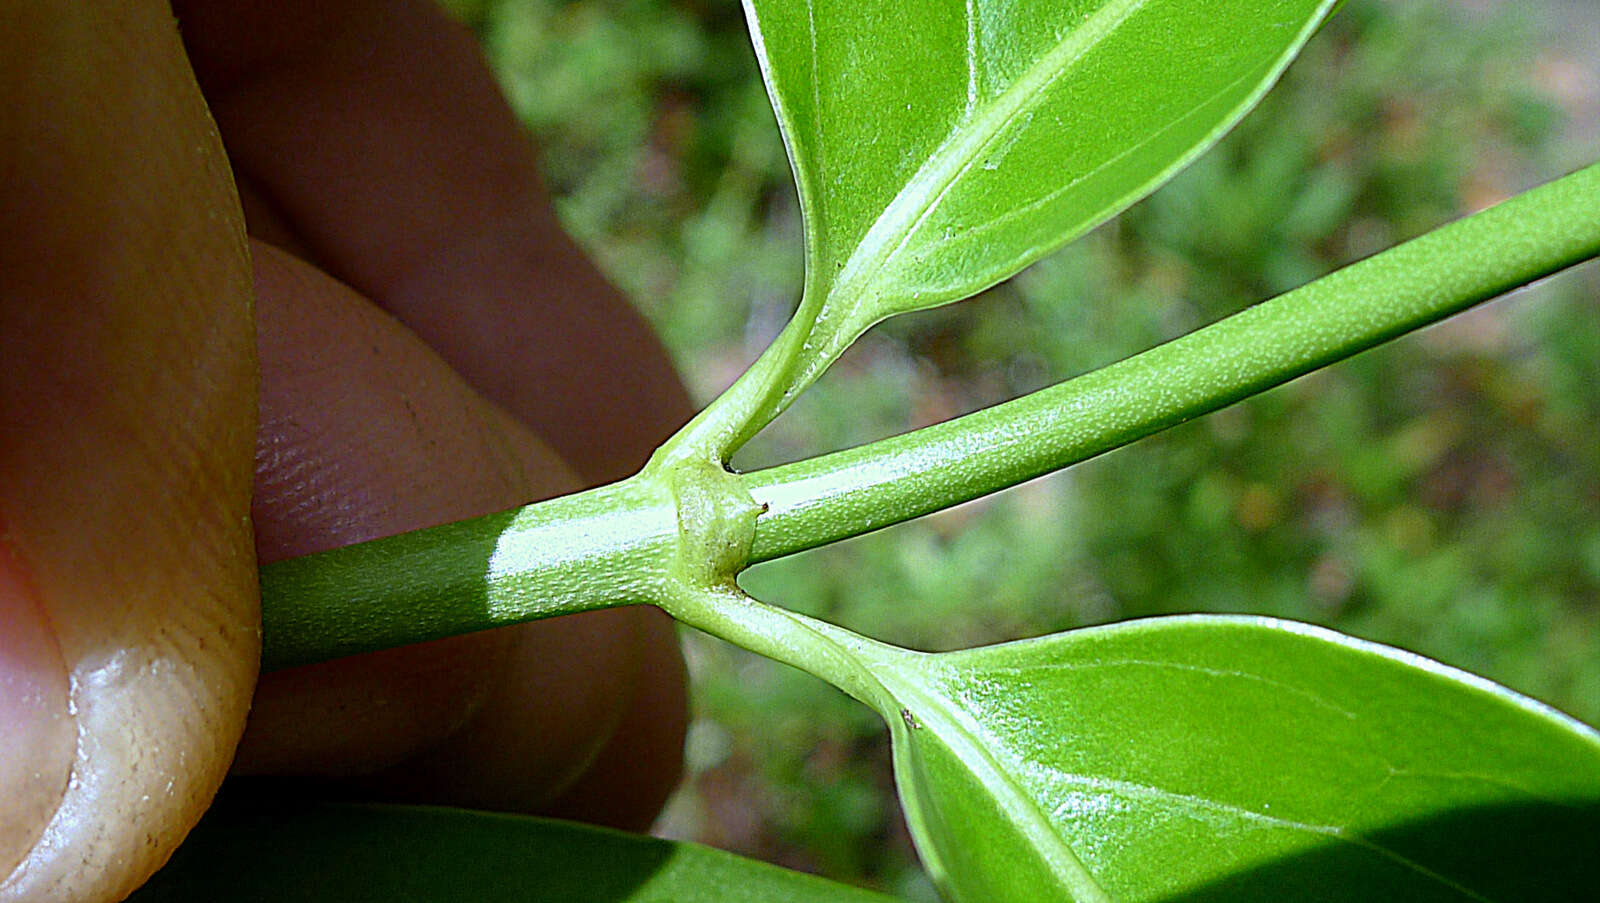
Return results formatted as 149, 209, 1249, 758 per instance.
867, 615, 1600, 902
743, 0, 1340, 391
128, 801, 898, 903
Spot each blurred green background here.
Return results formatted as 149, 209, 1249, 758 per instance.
442, 0, 1598, 897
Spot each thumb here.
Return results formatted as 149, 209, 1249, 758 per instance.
0, 2, 257, 901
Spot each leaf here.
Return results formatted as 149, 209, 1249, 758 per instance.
662, 0, 1343, 460
127, 800, 899, 903
867, 615, 1600, 903
744, 0, 1341, 367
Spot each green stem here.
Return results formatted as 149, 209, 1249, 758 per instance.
257, 163, 1597, 671
658, 582, 905, 716
740, 161, 1600, 563
649, 309, 815, 466
258, 476, 677, 671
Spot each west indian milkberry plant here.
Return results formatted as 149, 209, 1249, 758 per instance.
135, 1, 1600, 901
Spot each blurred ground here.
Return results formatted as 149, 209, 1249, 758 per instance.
442, 0, 1599, 896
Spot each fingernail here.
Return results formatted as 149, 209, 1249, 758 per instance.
0, 535, 73, 880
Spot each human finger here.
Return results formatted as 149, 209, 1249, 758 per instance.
175, 0, 694, 825
176, 0, 692, 483
0, 2, 257, 900
236, 241, 680, 827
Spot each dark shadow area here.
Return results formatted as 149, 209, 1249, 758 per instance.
128, 787, 897, 902
129, 792, 673, 903
1157, 799, 1600, 903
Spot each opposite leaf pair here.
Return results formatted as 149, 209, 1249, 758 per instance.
142, 0, 1600, 900
669, 1, 1600, 899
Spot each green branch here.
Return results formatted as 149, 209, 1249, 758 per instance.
255, 162, 1598, 672
740, 161, 1600, 563
258, 476, 677, 671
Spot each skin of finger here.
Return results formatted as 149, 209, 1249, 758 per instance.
531, 611, 689, 832
0, 2, 258, 901
187, 0, 696, 823
0, 541, 70, 878
238, 242, 675, 821
334, 416, 688, 831
343, 589, 686, 827
178, 0, 692, 823
176, 0, 694, 484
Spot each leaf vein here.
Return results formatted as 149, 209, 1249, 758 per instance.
965, 0, 979, 114
890, 678, 1116, 902
1048, 773, 1347, 836
917, 67, 1260, 261
830, 0, 1152, 321
1049, 775, 1498, 901
807, 0, 821, 168
981, 657, 1361, 720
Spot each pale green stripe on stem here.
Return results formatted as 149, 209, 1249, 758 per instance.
258, 476, 677, 672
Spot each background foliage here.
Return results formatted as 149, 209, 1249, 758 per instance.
442, 0, 1598, 897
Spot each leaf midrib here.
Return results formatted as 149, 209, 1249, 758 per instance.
885, 669, 1115, 903
1043, 773, 1501, 902
826, 0, 1152, 320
